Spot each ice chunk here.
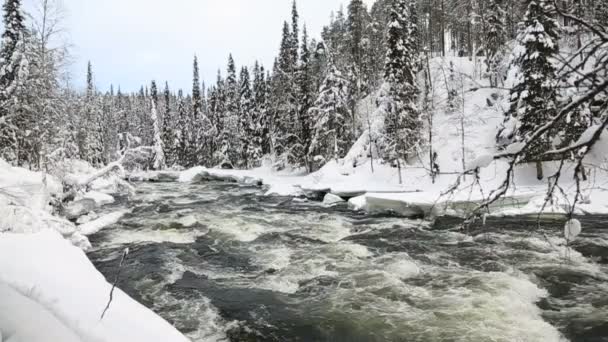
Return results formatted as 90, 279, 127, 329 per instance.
323, 193, 345, 206
564, 219, 582, 241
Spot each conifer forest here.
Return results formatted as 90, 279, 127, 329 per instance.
1, 0, 608, 341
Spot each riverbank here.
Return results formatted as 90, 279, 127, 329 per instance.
130, 158, 608, 219
0, 160, 190, 341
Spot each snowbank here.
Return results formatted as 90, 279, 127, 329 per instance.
0, 230, 190, 342
0, 282, 81, 342
79, 210, 131, 236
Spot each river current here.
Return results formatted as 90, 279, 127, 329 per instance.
87, 181, 608, 342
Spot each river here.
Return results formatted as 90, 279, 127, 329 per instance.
87, 181, 608, 342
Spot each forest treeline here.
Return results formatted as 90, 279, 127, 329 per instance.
0, 0, 606, 176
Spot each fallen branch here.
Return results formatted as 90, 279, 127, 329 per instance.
100, 247, 129, 320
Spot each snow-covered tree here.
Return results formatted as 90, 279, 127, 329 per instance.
253, 62, 271, 155
239, 66, 257, 167
381, 0, 422, 174
150, 98, 165, 170
485, 0, 507, 87
499, 0, 560, 179
176, 90, 189, 165
594, 0, 608, 27
0, 0, 28, 163
308, 59, 352, 170
296, 25, 315, 170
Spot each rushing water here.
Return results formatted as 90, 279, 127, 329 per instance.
87, 181, 608, 342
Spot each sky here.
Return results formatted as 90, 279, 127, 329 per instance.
14, 0, 376, 93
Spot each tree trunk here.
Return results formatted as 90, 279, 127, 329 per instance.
397, 159, 403, 185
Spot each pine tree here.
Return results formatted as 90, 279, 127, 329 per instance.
500, 0, 560, 179
486, 0, 507, 87
308, 59, 352, 171
381, 0, 422, 180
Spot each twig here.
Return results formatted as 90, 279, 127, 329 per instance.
100, 247, 130, 320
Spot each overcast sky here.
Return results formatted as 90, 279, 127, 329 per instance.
15, 0, 375, 93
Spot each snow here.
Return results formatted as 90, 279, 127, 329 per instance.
466, 154, 495, 171
0, 282, 81, 342
79, 210, 131, 236
323, 193, 345, 206
0, 231, 190, 342
0, 159, 190, 341
82, 191, 115, 206
0, 159, 56, 211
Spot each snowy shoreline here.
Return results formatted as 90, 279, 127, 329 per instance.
129, 160, 608, 219
0, 160, 190, 342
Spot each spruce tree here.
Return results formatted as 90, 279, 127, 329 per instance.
239, 67, 260, 168
381, 0, 422, 178
297, 25, 315, 171
176, 90, 189, 165
150, 98, 165, 170
162, 82, 176, 166
81, 62, 104, 166
291, 0, 300, 67
215, 54, 239, 168
501, 0, 560, 179
253, 63, 271, 155
486, 0, 507, 87
150, 80, 158, 106
0, 0, 26, 100
595, 0, 608, 27
188, 55, 202, 166
272, 21, 296, 160
0, 0, 27, 164
308, 59, 352, 171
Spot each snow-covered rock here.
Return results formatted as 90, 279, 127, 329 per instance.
83, 191, 115, 206
323, 193, 345, 206
63, 199, 97, 220
0, 231, 190, 342
348, 195, 367, 211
